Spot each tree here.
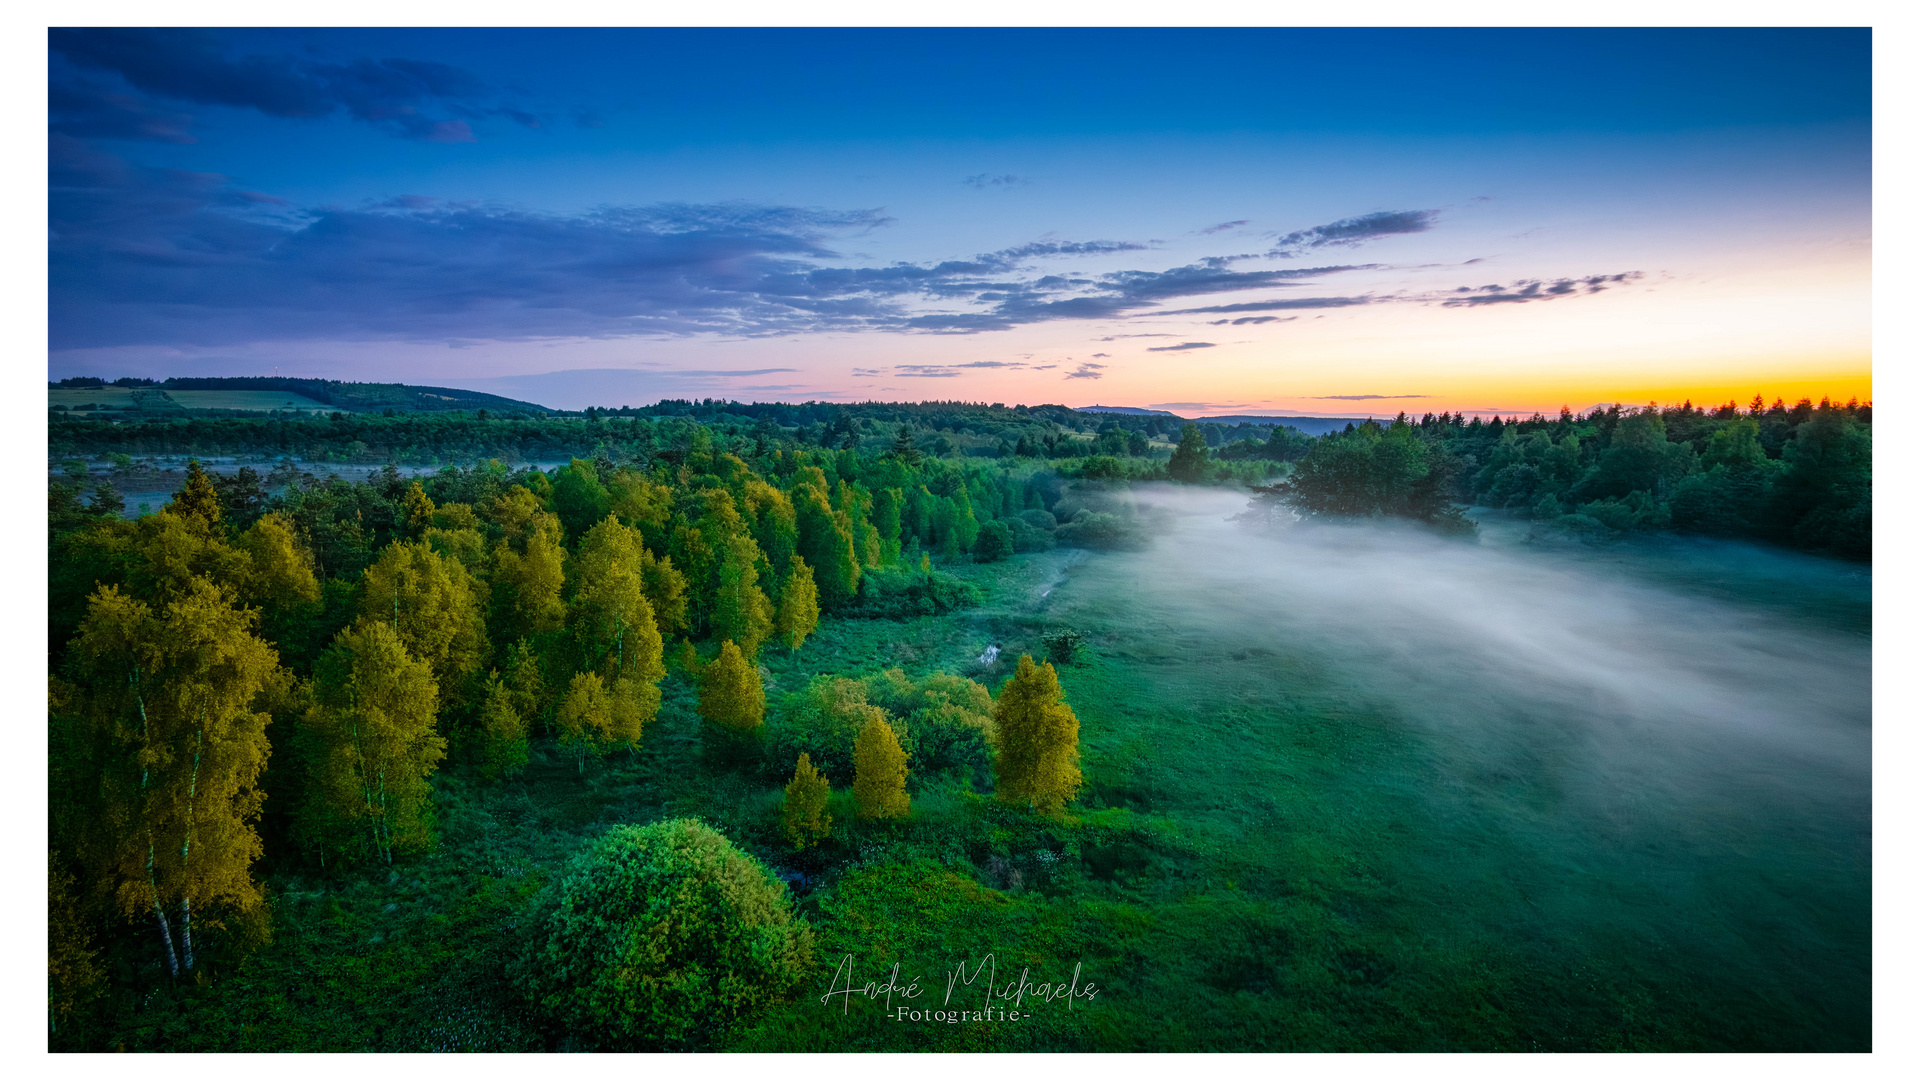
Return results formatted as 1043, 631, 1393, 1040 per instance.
712, 533, 774, 659
550, 458, 612, 541
360, 539, 489, 707
490, 514, 567, 642
992, 654, 1082, 813
168, 459, 223, 533
515, 819, 814, 1049
1168, 422, 1210, 483
973, 520, 1014, 562
556, 672, 616, 771
773, 554, 819, 651
48, 852, 104, 1034
568, 516, 667, 720
852, 716, 910, 820
402, 481, 435, 538
308, 620, 446, 861
698, 639, 765, 731
781, 754, 833, 849
65, 577, 282, 976
793, 482, 860, 609
477, 670, 529, 779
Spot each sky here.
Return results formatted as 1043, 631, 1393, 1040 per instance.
47, 27, 1872, 415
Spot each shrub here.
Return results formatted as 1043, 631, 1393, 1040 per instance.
1041, 628, 1085, 665
1054, 510, 1148, 550
843, 563, 982, 619
972, 520, 1014, 562
517, 819, 814, 1050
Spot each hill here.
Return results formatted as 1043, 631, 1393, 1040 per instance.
50, 376, 550, 415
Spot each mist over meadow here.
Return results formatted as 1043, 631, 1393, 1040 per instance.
1059, 485, 1870, 1036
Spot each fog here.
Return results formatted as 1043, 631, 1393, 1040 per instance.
1116, 485, 1870, 783
1061, 484, 1869, 1023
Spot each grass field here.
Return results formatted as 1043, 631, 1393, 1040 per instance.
50, 388, 335, 412
63, 496, 1870, 1052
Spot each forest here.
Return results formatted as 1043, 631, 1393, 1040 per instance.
46, 392, 1871, 1051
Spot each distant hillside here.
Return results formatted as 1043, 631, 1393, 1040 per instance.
51, 376, 550, 414
1195, 414, 1373, 437
1074, 405, 1181, 417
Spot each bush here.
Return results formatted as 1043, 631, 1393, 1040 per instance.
1041, 628, 1085, 665
843, 563, 982, 619
516, 819, 814, 1050
973, 520, 1014, 562
1003, 517, 1053, 552
1054, 510, 1148, 550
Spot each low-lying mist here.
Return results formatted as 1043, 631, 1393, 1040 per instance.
1058, 483, 1870, 1036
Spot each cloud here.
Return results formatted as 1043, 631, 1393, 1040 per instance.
1162, 296, 1374, 315
1438, 273, 1644, 306
1269, 210, 1436, 258
964, 174, 1029, 189
1090, 352, 1110, 358
1199, 219, 1251, 235
1146, 342, 1217, 352
1063, 363, 1105, 380
1207, 315, 1295, 325
45, 153, 1645, 352
1312, 394, 1431, 400
50, 28, 536, 142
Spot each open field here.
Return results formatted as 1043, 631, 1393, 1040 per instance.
50, 388, 337, 413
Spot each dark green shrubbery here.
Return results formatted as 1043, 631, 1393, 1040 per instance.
516, 819, 814, 1050
973, 519, 1014, 562
765, 670, 996, 791
844, 563, 982, 619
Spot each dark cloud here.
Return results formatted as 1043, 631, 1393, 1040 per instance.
1313, 394, 1431, 400
964, 174, 1029, 188
1439, 273, 1644, 306
1270, 209, 1437, 258
1090, 352, 1110, 358
1162, 296, 1374, 315
1207, 315, 1295, 325
46, 150, 1642, 351
1199, 219, 1250, 235
50, 28, 534, 142
1063, 362, 1105, 380
1147, 342, 1217, 352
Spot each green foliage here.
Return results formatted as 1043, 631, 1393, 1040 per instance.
781, 754, 833, 849
773, 554, 820, 650
1041, 627, 1086, 665
852, 716, 911, 819
973, 519, 1014, 562
992, 655, 1083, 814
698, 639, 765, 731
1168, 422, 1210, 483
516, 819, 814, 1049
845, 563, 982, 619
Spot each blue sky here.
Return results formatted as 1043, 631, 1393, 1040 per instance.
48, 27, 1871, 414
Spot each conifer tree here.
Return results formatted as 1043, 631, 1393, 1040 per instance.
309, 620, 445, 860
712, 532, 774, 658
168, 459, 223, 534
697, 639, 765, 731
1168, 422, 1211, 483
774, 554, 820, 651
852, 716, 910, 819
781, 753, 833, 849
402, 481, 435, 538
991, 654, 1083, 813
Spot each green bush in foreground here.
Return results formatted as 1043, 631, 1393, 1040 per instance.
516, 818, 814, 1050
